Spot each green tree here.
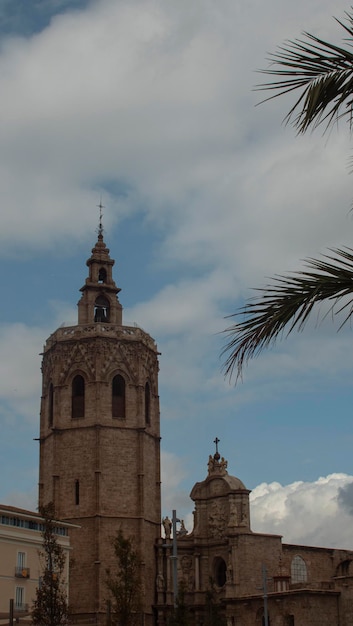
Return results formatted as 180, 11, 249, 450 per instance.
106, 529, 142, 626
223, 9, 353, 381
31, 502, 68, 626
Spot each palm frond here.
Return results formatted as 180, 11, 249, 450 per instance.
256, 10, 353, 132
222, 248, 353, 382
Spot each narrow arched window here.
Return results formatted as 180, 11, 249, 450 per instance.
213, 557, 227, 587
48, 383, 54, 427
145, 382, 150, 425
98, 267, 107, 283
72, 375, 85, 418
291, 555, 307, 583
112, 375, 125, 418
94, 295, 110, 322
75, 480, 80, 505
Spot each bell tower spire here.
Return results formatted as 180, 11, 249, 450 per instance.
77, 206, 122, 325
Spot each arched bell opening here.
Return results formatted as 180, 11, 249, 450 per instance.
98, 267, 107, 283
94, 295, 110, 322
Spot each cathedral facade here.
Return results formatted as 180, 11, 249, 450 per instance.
157, 450, 353, 626
37, 229, 353, 626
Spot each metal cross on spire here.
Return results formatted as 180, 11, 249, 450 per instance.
97, 199, 105, 238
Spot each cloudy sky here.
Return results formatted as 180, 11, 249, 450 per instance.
2, 0, 353, 549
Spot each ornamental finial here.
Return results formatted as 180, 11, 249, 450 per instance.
207, 438, 228, 476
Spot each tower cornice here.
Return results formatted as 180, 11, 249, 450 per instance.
43, 324, 158, 354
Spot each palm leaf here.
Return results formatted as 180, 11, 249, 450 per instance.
222, 248, 353, 382
256, 10, 353, 132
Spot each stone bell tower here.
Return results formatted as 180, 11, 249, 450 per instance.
38, 221, 161, 625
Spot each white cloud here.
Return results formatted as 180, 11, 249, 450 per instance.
0, 0, 350, 272
126, 269, 235, 336
161, 450, 190, 514
251, 474, 353, 549
0, 310, 74, 424
0, 323, 43, 421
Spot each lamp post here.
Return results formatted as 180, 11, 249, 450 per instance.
9, 598, 13, 626
171, 510, 180, 608
162, 510, 182, 608
256, 564, 271, 626
262, 564, 270, 626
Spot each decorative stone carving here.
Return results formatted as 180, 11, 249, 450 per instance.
240, 510, 249, 527
156, 572, 165, 592
180, 555, 194, 591
229, 500, 239, 527
208, 454, 228, 476
58, 342, 95, 381
177, 520, 188, 536
208, 500, 227, 538
162, 516, 172, 539
100, 342, 137, 382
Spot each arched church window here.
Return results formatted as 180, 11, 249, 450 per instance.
98, 267, 107, 283
48, 383, 54, 427
145, 382, 150, 425
94, 295, 110, 323
213, 556, 227, 587
291, 555, 307, 583
112, 375, 125, 418
72, 375, 85, 418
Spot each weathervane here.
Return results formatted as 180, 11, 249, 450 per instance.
97, 198, 105, 238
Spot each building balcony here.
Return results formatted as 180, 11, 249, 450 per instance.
15, 566, 30, 578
